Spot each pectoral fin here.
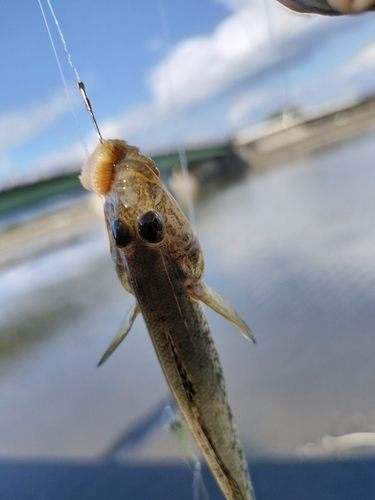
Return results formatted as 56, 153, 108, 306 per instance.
98, 302, 141, 366
190, 283, 255, 343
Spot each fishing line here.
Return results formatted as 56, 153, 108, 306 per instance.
45, 0, 81, 83
156, 0, 197, 231
45, 0, 103, 142
39, 4, 202, 496
37, 0, 89, 157
156, 3, 206, 498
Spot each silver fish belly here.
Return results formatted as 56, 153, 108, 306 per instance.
81, 139, 256, 500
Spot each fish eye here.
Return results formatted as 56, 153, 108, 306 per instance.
138, 210, 165, 243
112, 219, 133, 247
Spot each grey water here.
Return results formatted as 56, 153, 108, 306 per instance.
0, 130, 375, 463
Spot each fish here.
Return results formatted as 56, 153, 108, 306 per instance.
80, 138, 256, 500
276, 0, 375, 14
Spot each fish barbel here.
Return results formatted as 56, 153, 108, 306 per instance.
80, 139, 256, 500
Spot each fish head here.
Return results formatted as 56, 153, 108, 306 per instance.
80, 139, 205, 291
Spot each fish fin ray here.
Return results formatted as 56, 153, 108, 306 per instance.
97, 302, 141, 366
190, 283, 255, 343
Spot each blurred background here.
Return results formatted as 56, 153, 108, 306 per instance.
1, 1, 375, 499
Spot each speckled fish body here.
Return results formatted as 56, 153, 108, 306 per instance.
81, 139, 255, 500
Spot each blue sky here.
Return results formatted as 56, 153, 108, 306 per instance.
1, 0, 375, 188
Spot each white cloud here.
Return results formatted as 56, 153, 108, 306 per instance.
227, 89, 269, 124
24, 102, 164, 183
342, 40, 375, 73
18, 2, 312, 181
148, 0, 309, 112
328, 40, 375, 100
0, 88, 76, 153
29, 3, 309, 175
104, 1, 308, 146
357, 41, 375, 66
31, 142, 86, 180
100, 103, 160, 141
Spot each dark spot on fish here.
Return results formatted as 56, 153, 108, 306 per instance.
166, 332, 196, 403
187, 244, 202, 267
138, 210, 165, 243
112, 219, 133, 247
